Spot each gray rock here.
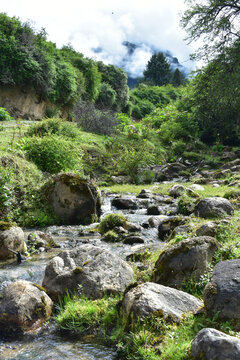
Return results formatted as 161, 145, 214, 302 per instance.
111, 175, 131, 184
168, 184, 185, 197
137, 189, 152, 199
196, 222, 218, 237
27, 231, 57, 250
194, 197, 234, 218
123, 235, 145, 245
189, 184, 205, 191
204, 259, 240, 320
158, 216, 185, 240
112, 197, 138, 210
153, 236, 219, 288
191, 328, 240, 360
222, 158, 240, 170
148, 215, 169, 228
0, 280, 53, 333
161, 162, 187, 179
147, 205, 162, 215
42, 245, 134, 301
122, 282, 202, 323
124, 221, 142, 232
43, 173, 101, 225
0, 226, 25, 260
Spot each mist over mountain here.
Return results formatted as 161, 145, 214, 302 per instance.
92, 40, 189, 87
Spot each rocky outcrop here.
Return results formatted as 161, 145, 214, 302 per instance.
152, 236, 219, 288
0, 85, 61, 120
191, 328, 240, 360
43, 173, 101, 225
0, 281, 53, 333
42, 245, 134, 300
122, 282, 202, 323
194, 197, 234, 218
204, 259, 240, 320
0, 226, 25, 260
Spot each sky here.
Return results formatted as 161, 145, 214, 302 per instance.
1, 0, 197, 77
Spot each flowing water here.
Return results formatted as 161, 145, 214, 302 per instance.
0, 191, 174, 360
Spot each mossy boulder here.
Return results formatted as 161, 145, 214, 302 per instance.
0, 225, 25, 260
152, 236, 219, 288
194, 197, 234, 218
42, 173, 101, 225
0, 280, 53, 334
204, 259, 240, 320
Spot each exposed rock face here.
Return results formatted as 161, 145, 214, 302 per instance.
44, 173, 101, 225
42, 245, 134, 301
0, 281, 53, 333
194, 197, 234, 218
152, 236, 219, 288
0, 85, 61, 120
0, 226, 25, 260
204, 259, 240, 320
122, 282, 202, 323
191, 328, 240, 360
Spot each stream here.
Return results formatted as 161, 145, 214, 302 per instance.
0, 190, 175, 360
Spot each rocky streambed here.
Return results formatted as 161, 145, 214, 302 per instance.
0, 177, 240, 359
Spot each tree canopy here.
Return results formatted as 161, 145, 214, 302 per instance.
143, 52, 172, 86
181, 0, 240, 58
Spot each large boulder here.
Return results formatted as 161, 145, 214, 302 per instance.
191, 328, 240, 360
204, 259, 240, 320
196, 221, 218, 237
152, 236, 219, 288
43, 173, 101, 225
42, 244, 134, 301
158, 216, 185, 240
160, 162, 187, 180
0, 224, 25, 260
0, 280, 53, 333
122, 282, 202, 323
194, 197, 234, 218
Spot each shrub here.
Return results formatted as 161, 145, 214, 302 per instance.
0, 107, 13, 121
74, 100, 119, 135
98, 213, 127, 235
102, 230, 119, 242
23, 135, 82, 173
26, 118, 79, 138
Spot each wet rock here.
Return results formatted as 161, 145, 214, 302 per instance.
122, 282, 202, 323
0, 280, 53, 333
148, 215, 169, 228
194, 197, 234, 218
42, 244, 134, 300
158, 216, 185, 240
152, 236, 219, 288
137, 189, 152, 199
43, 173, 101, 225
112, 197, 138, 210
204, 259, 240, 320
124, 221, 142, 233
191, 328, 240, 360
196, 222, 218, 237
122, 235, 145, 245
27, 231, 58, 250
0, 226, 25, 260
147, 205, 162, 215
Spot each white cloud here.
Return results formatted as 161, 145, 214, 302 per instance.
2, 0, 196, 75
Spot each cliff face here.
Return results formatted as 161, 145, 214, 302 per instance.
0, 86, 59, 120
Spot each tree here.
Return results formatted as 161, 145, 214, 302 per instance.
181, 0, 240, 58
190, 40, 240, 145
143, 52, 172, 86
172, 68, 185, 87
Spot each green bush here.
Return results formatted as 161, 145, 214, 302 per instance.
98, 213, 127, 235
23, 135, 82, 173
102, 230, 119, 242
26, 118, 79, 138
0, 107, 13, 121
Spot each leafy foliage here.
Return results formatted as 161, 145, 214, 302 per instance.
143, 52, 172, 86
22, 135, 83, 173
0, 107, 13, 121
98, 213, 127, 235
